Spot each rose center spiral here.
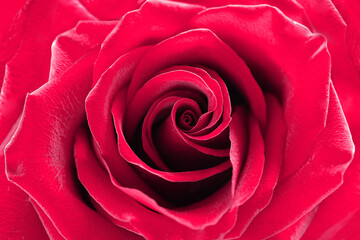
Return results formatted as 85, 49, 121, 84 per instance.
177, 109, 198, 130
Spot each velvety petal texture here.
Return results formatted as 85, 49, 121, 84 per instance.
1, 0, 359, 239
0, 0, 96, 238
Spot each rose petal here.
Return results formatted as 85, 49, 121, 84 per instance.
0, 0, 27, 87
268, 208, 317, 240
91, 76, 229, 210
4, 47, 131, 239
111, 79, 232, 208
127, 28, 266, 128
0, 0, 26, 46
78, 0, 143, 20
153, 102, 228, 171
199, 103, 269, 238
112, 90, 231, 181
301, 145, 360, 239
142, 96, 205, 171
228, 106, 248, 196
124, 69, 219, 141
324, 211, 360, 240
169, 0, 312, 29
125, 66, 226, 139
86, 47, 163, 200
93, 0, 204, 83
226, 94, 286, 238
0, 112, 48, 239
296, 1, 360, 237
0, 0, 94, 82
0, 162, 48, 239
191, 3, 331, 183
49, 20, 116, 83
0, 0, 94, 149
1, 5, 101, 238
129, 66, 231, 153
331, 0, 360, 75
240, 83, 354, 239
172, 66, 232, 144
123, 69, 229, 172
231, 112, 264, 208
89, 44, 231, 205
295, 0, 360, 117
75, 127, 226, 240
75, 126, 234, 233
296, 3, 360, 235
31, 200, 66, 240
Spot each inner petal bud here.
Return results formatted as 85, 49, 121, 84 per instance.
177, 109, 198, 131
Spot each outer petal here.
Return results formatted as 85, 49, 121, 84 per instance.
93, 0, 204, 83
86, 46, 167, 201
331, 0, 360, 74
3, 15, 140, 239
268, 208, 317, 240
0, 0, 27, 85
302, 124, 360, 239
294, 1, 360, 238
0, 1, 96, 239
240, 84, 354, 239
169, 0, 312, 29
225, 94, 285, 238
0, 0, 95, 145
302, 171, 360, 239
49, 20, 116, 83
329, 211, 360, 239
0, 155, 48, 239
78, 0, 144, 20
1, 106, 48, 239
191, 3, 331, 182
294, 0, 360, 127
31, 201, 66, 240
74, 127, 225, 240
4, 44, 139, 239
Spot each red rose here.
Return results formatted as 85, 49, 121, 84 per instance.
1, 0, 359, 239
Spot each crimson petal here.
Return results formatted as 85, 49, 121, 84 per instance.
268, 208, 317, 240
241, 84, 354, 239
191, 3, 331, 183
112, 91, 231, 182
226, 94, 286, 238
127, 28, 266, 128
93, 0, 204, 83
0, 0, 94, 152
75, 127, 234, 233
4, 48, 129, 239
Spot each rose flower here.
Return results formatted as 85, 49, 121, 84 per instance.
1, 0, 359, 239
